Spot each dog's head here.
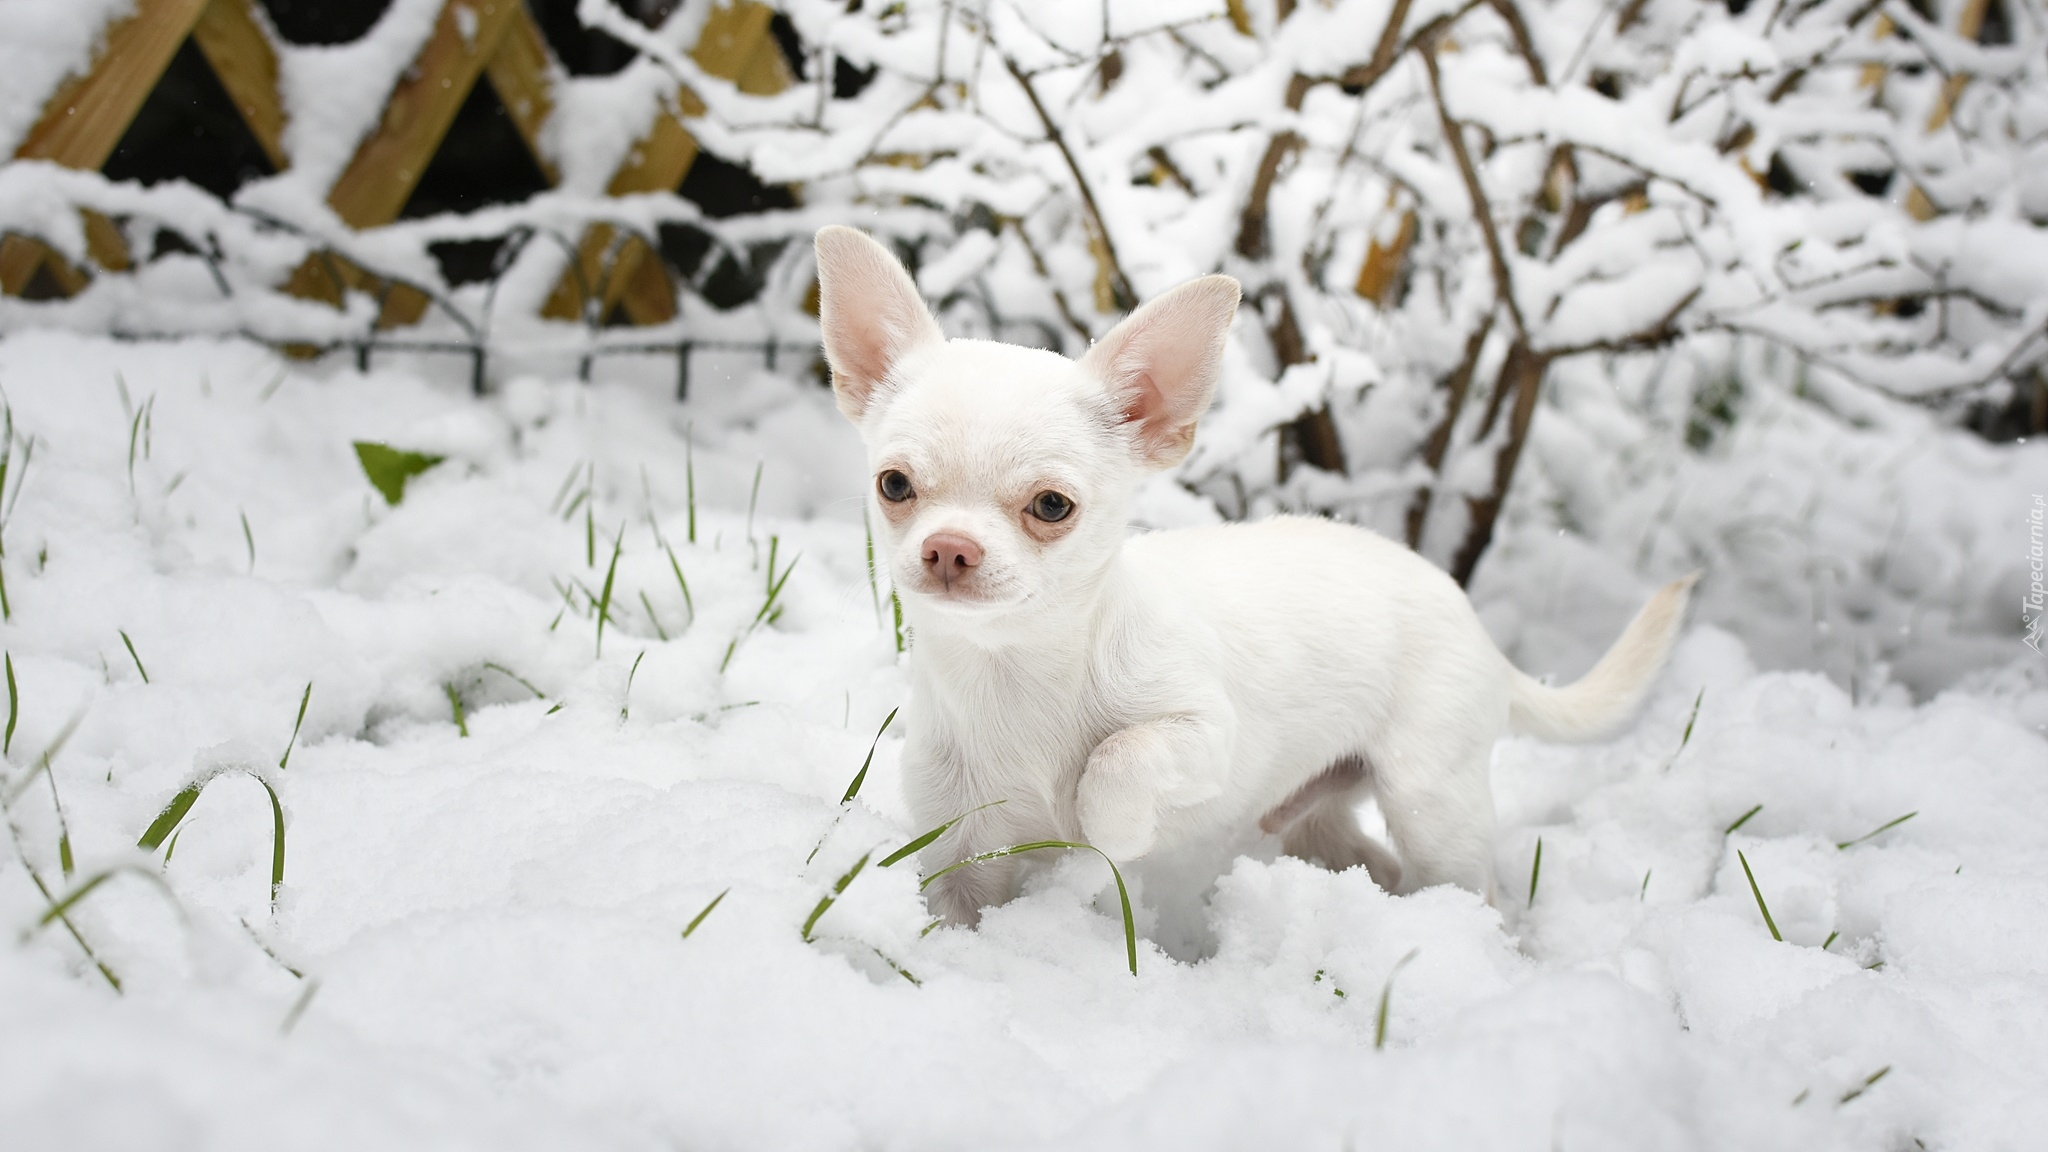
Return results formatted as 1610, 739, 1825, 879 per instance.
814, 226, 1239, 633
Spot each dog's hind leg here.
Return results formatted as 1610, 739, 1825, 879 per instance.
1369, 733, 1498, 901
1262, 756, 1403, 891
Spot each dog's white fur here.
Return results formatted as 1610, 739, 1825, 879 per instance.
815, 226, 1696, 925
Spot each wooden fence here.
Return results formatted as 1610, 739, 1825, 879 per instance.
0, 0, 793, 346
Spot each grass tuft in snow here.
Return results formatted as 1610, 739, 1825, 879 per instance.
140, 767, 288, 909
1375, 948, 1420, 1049
1313, 968, 1346, 998
279, 682, 311, 769
1736, 849, 1782, 942
682, 887, 729, 939
118, 630, 149, 683
720, 551, 800, 673
801, 851, 872, 942
5, 823, 120, 992
36, 864, 179, 933
1836, 811, 1916, 850
922, 841, 1138, 975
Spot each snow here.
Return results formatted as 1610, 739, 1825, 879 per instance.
1, 330, 2044, 1151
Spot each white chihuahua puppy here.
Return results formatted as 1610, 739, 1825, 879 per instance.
814, 226, 1695, 926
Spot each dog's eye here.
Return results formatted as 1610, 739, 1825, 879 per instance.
877, 470, 915, 502
1029, 490, 1074, 523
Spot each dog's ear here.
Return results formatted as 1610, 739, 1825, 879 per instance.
814, 226, 944, 423
1080, 275, 1240, 469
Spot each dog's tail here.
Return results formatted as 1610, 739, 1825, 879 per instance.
1507, 573, 1699, 743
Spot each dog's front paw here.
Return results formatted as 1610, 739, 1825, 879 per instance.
1077, 772, 1159, 862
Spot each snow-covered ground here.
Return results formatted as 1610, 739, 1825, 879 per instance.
1, 330, 2044, 1151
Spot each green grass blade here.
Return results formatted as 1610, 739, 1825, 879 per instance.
11, 836, 120, 992
685, 432, 696, 543
240, 510, 255, 573
445, 683, 468, 737
1375, 948, 1420, 1050
1838, 1066, 1890, 1105
801, 851, 872, 942
138, 782, 204, 850
549, 460, 582, 514
259, 777, 286, 907
1640, 868, 1652, 901
280, 978, 320, 1035
482, 662, 545, 698
637, 590, 669, 641
0, 559, 11, 622
5, 652, 17, 756
870, 947, 920, 985
683, 887, 729, 938
1822, 930, 1838, 950
1737, 850, 1783, 941
127, 405, 145, 493
1836, 811, 1916, 850
622, 651, 645, 721
662, 541, 694, 625
118, 630, 149, 683
840, 707, 898, 804
864, 507, 881, 624
891, 591, 906, 654
279, 682, 311, 769
1527, 837, 1542, 908
37, 870, 115, 926
1724, 804, 1762, 836
595, 524, 623, 658
1679, 688, 1704, 749
920, 840, 1138, 975
746, 461, 763, 553
585, 504, 595, 568
35, 865, 175, 932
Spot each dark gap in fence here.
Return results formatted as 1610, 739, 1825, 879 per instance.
103, 36, 276, 200
528, 0, 658, 76
256, 0, 392, 45
401, 79, 552, 221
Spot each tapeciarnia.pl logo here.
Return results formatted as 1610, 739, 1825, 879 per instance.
2029, 494, 2046, 654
